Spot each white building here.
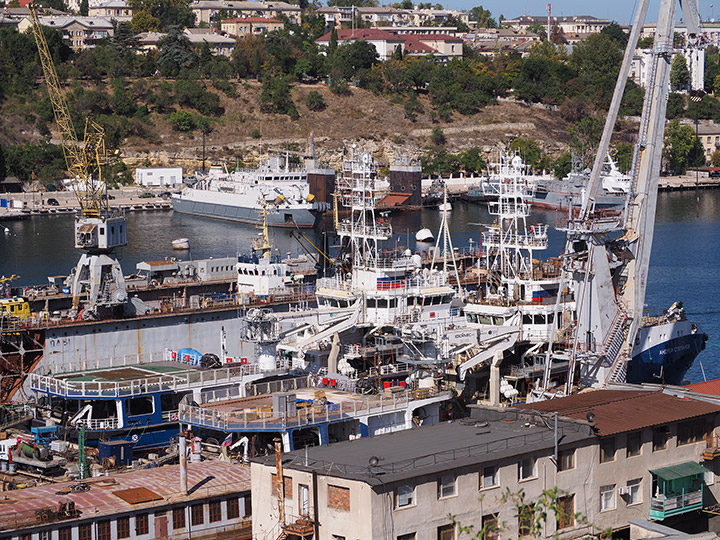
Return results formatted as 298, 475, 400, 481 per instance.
135, 167, 183, 187
631, 47, 704, 92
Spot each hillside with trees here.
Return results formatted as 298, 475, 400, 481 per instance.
0, 14, 715, 185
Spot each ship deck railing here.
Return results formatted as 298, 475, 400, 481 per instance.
179, 388, 448, 432
29, 363, 265, 399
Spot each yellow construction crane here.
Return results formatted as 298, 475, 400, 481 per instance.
28, 3, 108, 218
28, 3, 128, 319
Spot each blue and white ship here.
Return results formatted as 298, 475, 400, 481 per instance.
29, 348, 290, 451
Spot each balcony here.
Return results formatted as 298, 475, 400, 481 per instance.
649, 461, 709, 520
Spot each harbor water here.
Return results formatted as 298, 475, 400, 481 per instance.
1, 189, 718, 383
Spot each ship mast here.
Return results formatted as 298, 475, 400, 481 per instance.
482, 151, 547, 305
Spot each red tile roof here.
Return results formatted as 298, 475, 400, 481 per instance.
317, 28, 404, 42
0, 460, 250, 532
415, 34, 464, 42
685, 378, 720, 395
222, 16, 282, 23
517, 389, 720, 436
402, 35, 436, 53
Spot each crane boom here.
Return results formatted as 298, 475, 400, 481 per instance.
28, 2, 107, 219
28, 3, 128, 319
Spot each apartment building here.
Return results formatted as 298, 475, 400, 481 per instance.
251, 389, 720, 539
191, 0, 300, 27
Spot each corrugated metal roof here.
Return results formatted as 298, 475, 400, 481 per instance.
113, 487, 163, 504
517, 390, 720, 436
685, 379, 720, 395
650, 461, 709, 481
0, 461, 250, 532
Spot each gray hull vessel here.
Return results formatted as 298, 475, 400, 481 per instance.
531, 178, 625, 210
171, 195, 323, 228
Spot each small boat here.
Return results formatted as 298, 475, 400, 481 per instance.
438, 202, 452, 212
172, 238, 190, 250
415, 228, 435, 243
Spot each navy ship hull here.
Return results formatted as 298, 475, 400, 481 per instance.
628, 320, 708, 385
172, 195, 322, 228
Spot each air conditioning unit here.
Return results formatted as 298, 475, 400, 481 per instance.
618, 487, 627, 496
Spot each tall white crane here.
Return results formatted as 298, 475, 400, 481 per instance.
535, 0, 702, 394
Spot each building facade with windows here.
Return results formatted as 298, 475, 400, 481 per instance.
251, 389, 720, 539
0, 461, 252, 540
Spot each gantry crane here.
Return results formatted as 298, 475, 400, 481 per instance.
29, 3, 128, 319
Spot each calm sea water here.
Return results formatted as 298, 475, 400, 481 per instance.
0, 191, 718, 382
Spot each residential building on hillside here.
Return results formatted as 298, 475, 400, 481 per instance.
631, 47, 704, 91
504, 14, 610, 35
220, 16, 284, 38
136, 28, 235, 55
251, 390, 720, 539
16, 15, 114, 50
88, 0, 133, 20
191, 0, 300, 26
682, 121, 720, 163
315, 28, 463, 62
405, 8, 470, 28
466, 27, 541, 57
0, 460, 252, 540
316, 28, 406, 61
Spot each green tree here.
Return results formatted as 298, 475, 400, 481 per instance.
431, 126, 446, 145
0, 144, 6, 180
569, 32, 623, 106
612, 142, 633, 173
260, 76, 299, 119
168, 110, 195, 131
569, 115, 604, 167
157, 27, 195, 77
663, 119, 699, 174
526, 23, 546, 41
130, 9, 161, 33
111, 79, 136, 116
128, 0, 195, 30
553, 152, 572, 179
458, 147, 486, 174
670, 54, 691, 92
468, 5, 496, 28
666, 92, 685, 119
329, 40, 378, 81
711, 149, 720, 167
428, 59, 496, 115
600, 22, 628, 47
328, 27, 338, 57
637, 35, 654, 49
509, 138, 542, 170
306, 90, 326, 111
79, 0, 89, 15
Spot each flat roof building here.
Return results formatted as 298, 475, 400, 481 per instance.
251, 389, 720, 539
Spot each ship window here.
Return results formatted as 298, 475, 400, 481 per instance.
161, 391, 190, 412
467, 313, 478, 323
523, 314, 533, 324
93, 400, 117, 419
534, 314, 544, 324
492, 317, 504, 325
126, 396, 154, 416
